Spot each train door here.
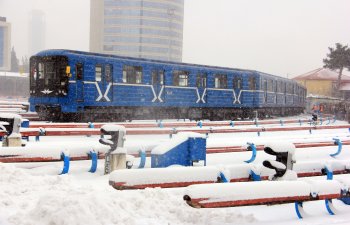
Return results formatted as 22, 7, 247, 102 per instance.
76, 63, 84, 102
263, 79, 267, 103
95, 64, 113, 102
233, 76, 242, 104
151, 69, 164, 102
196, 73, 207, 103
249, 76, 257, 105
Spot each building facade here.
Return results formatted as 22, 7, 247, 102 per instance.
293, 68, 350, 98
0, 17, 11, 71
29, 10, 46, 56
90, 0, 184, 62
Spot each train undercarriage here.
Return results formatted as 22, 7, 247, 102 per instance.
35, 105, 304, 122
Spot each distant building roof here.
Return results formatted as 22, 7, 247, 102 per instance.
292, 68, 350, 81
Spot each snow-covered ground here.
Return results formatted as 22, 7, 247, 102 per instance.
1, 117, 350, 225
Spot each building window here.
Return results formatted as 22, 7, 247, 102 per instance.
95, 65, 102, 82
76, 63, 83, 80
103, 45, 113, 51
173, 70, 189, 86
249, 76, 256, 90
233, 77, 242, 89
105, 64, 112, 82
122, 65, 142, 84
215, 74, 227, 89
196, 73, 207, 88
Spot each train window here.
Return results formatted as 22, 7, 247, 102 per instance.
76, 63, 83, 80
30, 64, 37, 86
215, 74, 227, 89
267, 80, 274, 92
152, 70, 164, 85
262, 79, 267, 91
274, 80, 278, 92
233, 77, 242, 89
173, 70, 189, 86
249, 77, 256, 90
277, 81, 284, 93
122, 65, 143, 84
196, 73, 207, 88
105, 65, 112, 82
38, 62, 44, 79
45, 62, 55, 86
95, 65, 102, 82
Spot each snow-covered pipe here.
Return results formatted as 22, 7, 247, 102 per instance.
183, 180, 344, 218
109, 166, 221, 189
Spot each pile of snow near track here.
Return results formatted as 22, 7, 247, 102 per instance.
0, 163, 255, 225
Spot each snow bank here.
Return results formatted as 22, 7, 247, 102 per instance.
0, 163, 255, 225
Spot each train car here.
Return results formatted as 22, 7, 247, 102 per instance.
29, 49, 306, 122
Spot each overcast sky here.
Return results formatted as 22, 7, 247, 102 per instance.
0, 0, 349, 77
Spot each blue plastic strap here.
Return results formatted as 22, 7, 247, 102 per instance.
138, 150, 146, 168
250, 170, 261, 181
219, 172, 229, 183
330, 138, 342, 157
198, 121, 202, 128
325, 166, 333, 180
60, 152, 70, 174
325, 199, 336, 215
245, 143, 257, 163
230, 120, 234, 127
295, 201, 305, 219
89, 151, 98, 173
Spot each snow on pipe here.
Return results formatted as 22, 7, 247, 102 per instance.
183, 180, 346, 219
244, 142, 257, 163
330, 138, 342, 157
109, 166, 221, 189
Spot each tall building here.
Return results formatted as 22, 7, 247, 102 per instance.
29, 10, 46, 56
90, 0, 184, 62
0, 17, 11, 71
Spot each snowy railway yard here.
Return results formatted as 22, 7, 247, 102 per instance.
0, 104, 350, 225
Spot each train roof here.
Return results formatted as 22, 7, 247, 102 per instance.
34, 49, 298, 83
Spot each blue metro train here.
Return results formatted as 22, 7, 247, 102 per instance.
29, 49, 306, 121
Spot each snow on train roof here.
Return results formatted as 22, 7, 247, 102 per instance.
35, 49, 298, 82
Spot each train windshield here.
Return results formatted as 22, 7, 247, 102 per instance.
30, 56, 68, 96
